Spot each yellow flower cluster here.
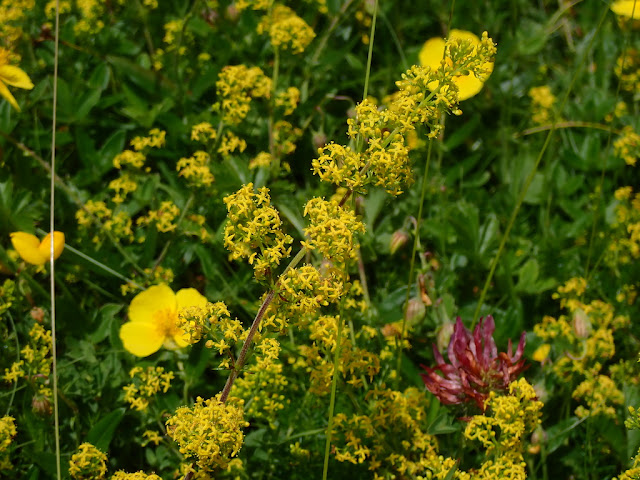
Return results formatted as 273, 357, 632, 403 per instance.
529, 85, 557, 125
614, 126, 640, 166
213, 65, 272, 125
120, 265, 174, 296
218, 132, 247, 157
274, 86, 300, 116
108, 173, 138, 204
298, 315, 380, 395
111, 472, 162, 480
163, 19, 190, 54
68, 443, 108, 480
615, 48, 640, 93
257, 5, 316, 54
166, 395, 249, 472
235, 0, 272, 11
0, 0, 34, 48
273, 120, 302, 156
137, 201, 180, 233
0, 416, 16, 470
606, 186, 640, 266
177, 151, 215, 187
176, 301, 231, 345
265, 265, 344, 331
75, 0, 105, 34
572, 374, 624, 418
113, 150, 146, 170
122, 366, 174, 412
462, 379, 542, 480
302, 197, 364, 268
130, 129, 166, 151
223, 183, 293, 280
141, 430, 163, 447
230, 339, 288, 428
76, 200, 134, 245
3, 324, 52, 399
248, 151, 273, 170
331, 387, 449, 478
191, 122, 217, 143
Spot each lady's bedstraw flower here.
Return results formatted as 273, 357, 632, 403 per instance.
69, 443, 108, 480
0, 416, 16, 468
119, 284, 208, 357
421, 316, 526, 411
0, 48, 34, 111
10, 231, 65, 266
257, 5, 316, 54
166, 394, 249, 472
419, 29, 495, 101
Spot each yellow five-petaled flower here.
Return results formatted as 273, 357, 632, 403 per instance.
119, 284, 208, 357
0, 48, 34, 112
10, 231, 65, 266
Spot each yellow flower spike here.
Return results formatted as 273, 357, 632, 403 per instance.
0, 48, 34, 112
119, 284, 208, 357
419, 29, 493, 101
10, 231, 65, 266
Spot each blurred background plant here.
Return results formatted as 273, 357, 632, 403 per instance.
0, 0, 639, 479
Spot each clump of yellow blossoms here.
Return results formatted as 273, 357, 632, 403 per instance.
166, 394, 249, 472
213, 65, 271, 125
123, 366, 174, 411
607, 186, 640, 266
257, 4, 316, 54
111, 472, 161, 480
3, 324, 53, 403
419, 29, 495, 101
464, 378, 543, 480
535, 279, 629, 419
314, 32, 496, 197
69, 443, 108, 480
529, 85, 557, 125
223, 183, 293, 281
274, 86, 300, 116
191, 122, 217, 143
615, 48, 640, 93
614, 126, 640, 166
137, 201, 180, 233
302, 197, 364, 268
119, 284, 208, 357
177, 151, 215, 188
0, 416, 16, 470
76, 200, 134, 245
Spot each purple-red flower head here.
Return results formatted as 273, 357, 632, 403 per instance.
421, 316, 526, 411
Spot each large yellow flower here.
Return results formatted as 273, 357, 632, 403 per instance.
10, 231, 65, 266
611, 0, 640, 19
120, 284, 208, 357
419, 29, 493, 101
0, 48, 34, 112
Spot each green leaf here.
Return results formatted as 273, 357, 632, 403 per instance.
86, 408, 126, 451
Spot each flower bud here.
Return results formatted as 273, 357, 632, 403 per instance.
389, 230, 409, 254
436, 322, 455, 352
572, 309, 591, 339
404, 297, 425, 325
32, 393, 52, 415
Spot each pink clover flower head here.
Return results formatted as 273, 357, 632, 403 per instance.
420, 315, 526, 411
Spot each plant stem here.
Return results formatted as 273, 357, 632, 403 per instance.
322, 313, 344, 480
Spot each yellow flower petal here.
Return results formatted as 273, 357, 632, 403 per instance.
175, 288, 208, 310
0, 65, 34, 89
0, 80, 20, 111
120, 321, 165, 357
128, 284, 176, 324
37, 232, 65, 261
418, 29, 493, 101
10, 232, 47, 265
611, 0, 640, 19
